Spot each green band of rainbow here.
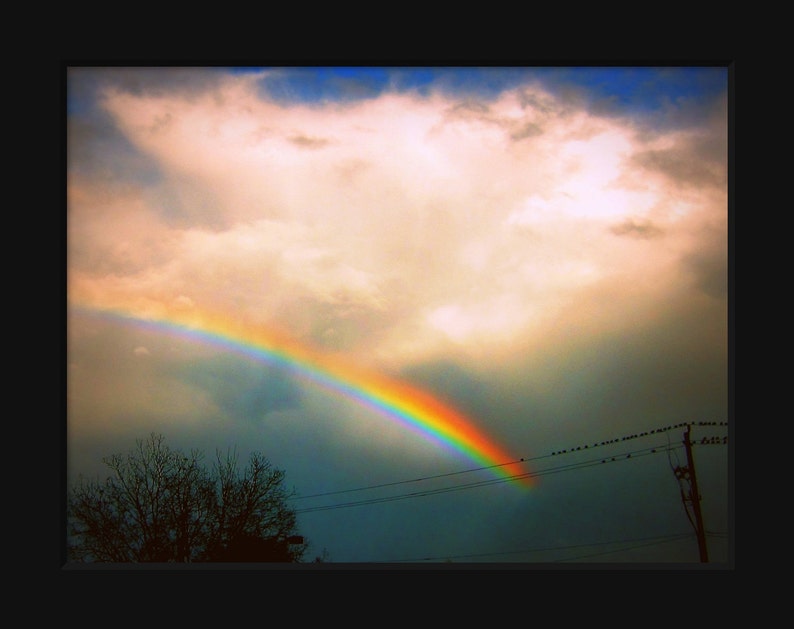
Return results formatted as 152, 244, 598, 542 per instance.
70, 304, 530, 487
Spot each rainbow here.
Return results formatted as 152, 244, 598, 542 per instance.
70, 304, 530, 487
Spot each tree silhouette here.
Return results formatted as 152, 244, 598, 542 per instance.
67, 433, 307, 563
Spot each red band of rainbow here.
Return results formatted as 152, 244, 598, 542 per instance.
70, 303, 530, 487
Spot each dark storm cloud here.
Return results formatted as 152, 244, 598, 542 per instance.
630, 92, 728, 188
491, 448, 708, 562
402, 360, 489, 418
178, 354, 303, 421
632, 145, 725, 188
78, 66, 230, 98
448, 274, 730, 465
67, 101, 162, 185
682, 239, 729, 300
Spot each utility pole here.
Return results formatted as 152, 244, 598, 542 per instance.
674, 425, 709, 562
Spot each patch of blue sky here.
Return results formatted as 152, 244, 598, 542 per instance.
243, 66, 533, 103
245, 66, 392, 103
540, 66, 728, 111
230, 65, 726, 116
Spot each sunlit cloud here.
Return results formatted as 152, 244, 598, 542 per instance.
71, 72, 726, 369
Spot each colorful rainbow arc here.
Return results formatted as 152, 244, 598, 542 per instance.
70, 304, 530, 487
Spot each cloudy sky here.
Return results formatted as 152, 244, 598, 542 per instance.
66, 65, 731, 566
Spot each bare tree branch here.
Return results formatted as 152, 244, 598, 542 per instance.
67, 433, 306, 563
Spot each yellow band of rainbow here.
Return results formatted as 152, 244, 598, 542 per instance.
70, 303, 531, 487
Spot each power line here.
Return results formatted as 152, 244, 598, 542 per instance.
294, 442, 686, 514
291, 457, 530, 501
292, 420, 727, 507
297, 422, 729, 563
548, 421, 728, 457
552, 533, 695, 563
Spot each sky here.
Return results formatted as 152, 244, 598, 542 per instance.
65, 65, 732, 566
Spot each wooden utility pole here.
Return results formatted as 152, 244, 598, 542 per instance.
675, 425, 709, 562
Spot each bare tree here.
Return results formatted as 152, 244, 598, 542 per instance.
67, 433, 307, 563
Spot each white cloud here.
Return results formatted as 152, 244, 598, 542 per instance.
72, 74, 727, 370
